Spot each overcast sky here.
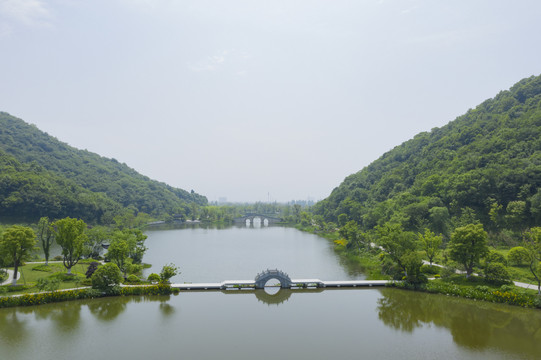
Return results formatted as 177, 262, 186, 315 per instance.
1, 0, 540, 203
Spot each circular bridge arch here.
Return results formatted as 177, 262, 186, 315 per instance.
255, 269, 292, 289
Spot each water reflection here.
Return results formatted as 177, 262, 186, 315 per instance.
0, 307, 31, 345
377, 288, 541, 356
221, 288, 325, 306
158, 296, 176, 317
87, 297, 130, 322
34, 301, 82, 333
0, 295, 177, 337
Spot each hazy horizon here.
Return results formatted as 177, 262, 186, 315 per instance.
1, 0, 540, 202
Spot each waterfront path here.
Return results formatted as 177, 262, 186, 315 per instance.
1, 270, 20, 286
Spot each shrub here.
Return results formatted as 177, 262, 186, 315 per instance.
485, 251, 507, 266
507, 246, 529, 266
485, 263, 512, 284
0, 288, 102, 308
127, 263, 143, 275
474, 285, 491, 293
91, 263, 123, 293
53, 255, 63, 261
85, 262, 99, 279
32, 264, 52, 272
147, 273, 160, 283
440, 264, 458, 279
120, 284, 179, 296
420, 264, 441, 275
49, 272, 83, 282
422, 281, 539, 308
126, 274, 140, 283
36, 278, 61, 292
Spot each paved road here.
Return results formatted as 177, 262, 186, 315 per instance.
1, 269, 20, 286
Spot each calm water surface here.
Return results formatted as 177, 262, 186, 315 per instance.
1, 225, 540, 360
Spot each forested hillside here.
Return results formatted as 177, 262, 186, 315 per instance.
314, 75, 541, 240
0, 112, 207, 223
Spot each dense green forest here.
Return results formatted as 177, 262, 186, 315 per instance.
0, 112, 207, 223
314, 74, 541, 243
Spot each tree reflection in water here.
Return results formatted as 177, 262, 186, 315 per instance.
0, 307, 32, 345
34, 301, 83, 334
377, 288, 541, 356
87, 296, 131, 322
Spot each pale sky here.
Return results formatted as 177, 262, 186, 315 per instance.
1, 0, 540, 202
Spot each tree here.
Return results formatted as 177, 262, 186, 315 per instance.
83, 226, 109, 259
53, 217, 87, 275
428, 207, 450, 238
418, 229, 442, 265
375, 223, 418, 277
36, 217, 54, 265
507, 246, 529, 266
91, 263, 123, 293
0, 225, 36, 286
505, 201, 527, 231
337, 213, 348, 227
339, 221, 363, 251
107, 238, 130, 277
523, 227, 541, 294
110, 229, 147, 264
160, 263, 180, 283
292, 204, 302, 223
449, 224, 489, 278
401, 251, 427, 287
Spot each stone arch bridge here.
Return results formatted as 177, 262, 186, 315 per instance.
233, 213, 283, 225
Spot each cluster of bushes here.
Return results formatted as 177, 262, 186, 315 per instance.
120, 284, 179, 296
0, 288, 101, 308
0, 285, 34, 293
387, 281, 541, 309
0, 284, 179, 308
420, 264, 441, 275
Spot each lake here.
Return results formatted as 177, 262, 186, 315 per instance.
1, 225, 540, 359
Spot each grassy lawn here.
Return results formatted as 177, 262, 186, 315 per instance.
1, 262, 92, 295
488, 247, 539, 284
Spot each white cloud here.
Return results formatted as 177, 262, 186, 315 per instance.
0, 0, 51, 26
189, 51, 228, 72
0, 22, 11, 37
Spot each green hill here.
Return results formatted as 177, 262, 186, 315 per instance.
0, 112, 207, 223
314, 75, 541, 238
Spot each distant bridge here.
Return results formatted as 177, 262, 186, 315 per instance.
233, 213, 283, 225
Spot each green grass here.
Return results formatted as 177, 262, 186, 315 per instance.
1, 262, 91, 295
487, 247, 540, 284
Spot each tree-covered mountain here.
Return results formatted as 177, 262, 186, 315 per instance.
0, 112, 207, 223
314, 74, 541, 238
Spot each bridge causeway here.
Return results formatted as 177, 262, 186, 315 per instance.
233, 213, 283, 224
171, 279, 390, 290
